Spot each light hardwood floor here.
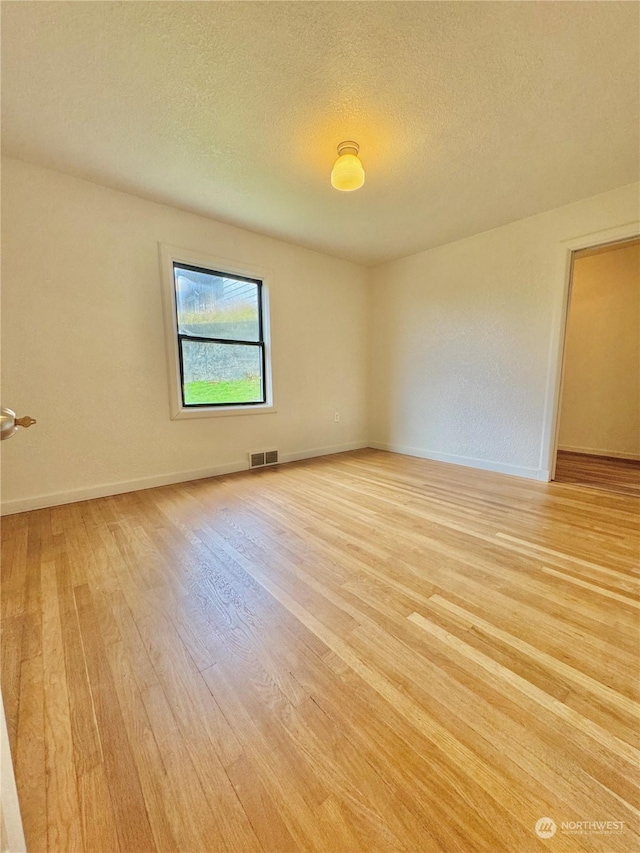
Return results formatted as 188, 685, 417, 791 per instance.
1, 449, 639, 852
555, 450, 640, 497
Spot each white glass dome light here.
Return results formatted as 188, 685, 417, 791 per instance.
331, 141, 365, 191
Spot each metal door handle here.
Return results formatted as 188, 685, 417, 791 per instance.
1, 407, 37, 441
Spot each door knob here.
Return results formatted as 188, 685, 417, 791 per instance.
0, 407, 36, 441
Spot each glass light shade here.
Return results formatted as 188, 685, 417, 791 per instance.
331, 153, 365, 191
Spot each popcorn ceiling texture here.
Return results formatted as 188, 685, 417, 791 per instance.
2, 1, 638, 266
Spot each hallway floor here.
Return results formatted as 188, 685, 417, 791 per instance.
554, 450, 640, 497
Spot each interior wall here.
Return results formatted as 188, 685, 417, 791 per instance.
558, 241, 640, 459
2, 157, 638, 512
369, 182, 640, 479
0, 157, 369, 513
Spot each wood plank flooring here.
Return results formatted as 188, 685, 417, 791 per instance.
555, 450, 640, 497
1, 449, 639, 852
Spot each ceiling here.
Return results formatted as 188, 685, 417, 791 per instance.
2, 1, 638, 266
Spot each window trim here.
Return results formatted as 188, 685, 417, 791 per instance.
159, 244, 275, 419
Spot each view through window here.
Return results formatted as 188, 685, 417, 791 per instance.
173, 263, 266, 406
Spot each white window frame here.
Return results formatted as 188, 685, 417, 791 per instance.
159, 243, 275, 419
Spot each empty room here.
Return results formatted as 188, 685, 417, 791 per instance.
1, 2, 638, 852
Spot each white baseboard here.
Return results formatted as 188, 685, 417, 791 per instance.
279, 440, 368, 465
558, 445, 640, 461
369, 441, 547, 481
0, 440, 368, 516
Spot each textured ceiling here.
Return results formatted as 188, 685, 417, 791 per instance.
2, 1, 639, 266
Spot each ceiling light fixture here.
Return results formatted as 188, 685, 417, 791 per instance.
331, 141, 365, 191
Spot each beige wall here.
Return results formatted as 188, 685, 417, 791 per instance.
0, 157, 369, 512
558, 242, 640, 459
369, 183, 640, 478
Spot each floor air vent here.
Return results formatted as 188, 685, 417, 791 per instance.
249, 450, 279, 469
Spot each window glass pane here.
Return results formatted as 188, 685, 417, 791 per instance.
181, 340, 263, 405
174, 265, 260, 342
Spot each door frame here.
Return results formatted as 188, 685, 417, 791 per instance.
1, 690, 26, 852
540, 221, 640, 481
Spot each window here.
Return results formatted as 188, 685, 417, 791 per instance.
160, 246, 273, 419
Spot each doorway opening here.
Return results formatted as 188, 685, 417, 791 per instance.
552, 236, 640, 496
